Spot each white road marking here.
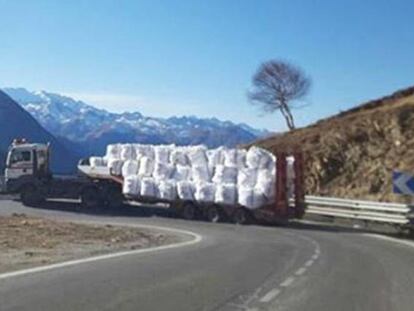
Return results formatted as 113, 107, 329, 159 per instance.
0, 224, 202, 281
312, 253, 319, 260
295, 267, 307, 276
305, 259, 314, 267
259, 288, 281, 303
363, 233, 414, 249
280, 276, 295, 287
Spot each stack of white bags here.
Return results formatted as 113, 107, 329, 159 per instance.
90, 144, 292, 210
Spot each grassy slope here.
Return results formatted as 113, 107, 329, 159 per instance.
254, 86, 414, 202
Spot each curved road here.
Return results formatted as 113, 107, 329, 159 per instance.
0, 199, 413, 311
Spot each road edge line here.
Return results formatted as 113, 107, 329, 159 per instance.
0, 224, 202, 281
363, 233, 414, 249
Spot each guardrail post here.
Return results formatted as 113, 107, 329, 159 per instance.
275, 152, 288, 218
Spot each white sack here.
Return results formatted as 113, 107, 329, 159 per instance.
140, 178, 156, 197
246, 146, 273, 169
177, 181, 195, 200
192, 165, 211, 183
194, 182, 216, 202
237, 168, 258, 188
106, 144, 121, 159
154, 145, 171, 163
188, 146, 208, 167
172, 165, 192, 181
153, 162, 174, 180
238, 187, 253, 209
252, 188, 267, 209
212, 165, 238, 184
123, 175, 140, 196
108, 159, 124, 176
223, 149, 238, 167
170, 149, 189, 165
236, 150, 247, 168
120, 144, 136, 160
122, 160, 139, 177
90, 157, 104, 167
207, 147, 225, 167
215, 184, 237, 205
138, 157, 154, 177
157, 181, 177, 200
135, 144, 154, 160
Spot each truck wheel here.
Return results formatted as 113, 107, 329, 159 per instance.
106, 187, 124, 209
21, 185, 44, 206
232, 208, 250, 225
80, 187, 100, 208
181, 203, 198, 220
205, 205, 222, 223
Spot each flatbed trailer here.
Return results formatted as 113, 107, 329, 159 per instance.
4, 138, 305, 224
77, 152, 306, 224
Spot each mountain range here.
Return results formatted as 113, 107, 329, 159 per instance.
0, 90, 77, 173
3, 88, 270, 157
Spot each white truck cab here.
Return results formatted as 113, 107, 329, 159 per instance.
5, 139, 49, 181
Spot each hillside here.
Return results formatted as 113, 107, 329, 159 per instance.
254, 86, 414, 202
0, 91, 77, 173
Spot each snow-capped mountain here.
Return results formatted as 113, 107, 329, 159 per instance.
3, 88, 270, 156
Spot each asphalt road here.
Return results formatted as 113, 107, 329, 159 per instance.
0, 199, 413, 311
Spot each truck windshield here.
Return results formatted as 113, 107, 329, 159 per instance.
7, 150, 31, 166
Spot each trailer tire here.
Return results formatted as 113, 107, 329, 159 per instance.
231, 208, 250, 225
205, 205, 223, 223
181, 203, 198, 220
106, 187, 124, 209
80, 187, 100, 209
20, 184, 44, 207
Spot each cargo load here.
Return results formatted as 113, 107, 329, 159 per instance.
88, 144, 292, 210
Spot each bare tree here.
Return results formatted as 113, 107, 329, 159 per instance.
248, 60, 311, 130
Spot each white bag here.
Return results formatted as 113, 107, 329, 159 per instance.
194, 182, 216, 202
123, 175, 140, 196
238, 187, 254, 209
246, 146, 273, 169
192, 165, 211, 183
236, 150, 247, 168
207, 147, 225, 166
140, 178, 156, 197
223, 149, 238, 167
90, 157, 104, 167
157, 181, 177, 200
154, 145, 171, 163
153, 162, 174, 180
212, 165, 238, 184
177, 181, 195, 200
215, 184, 237, 205
188, 146, 208, 167
172, 165, 192, 181
106, 144, 121, 159
120, 144, 136, 160
138, 157, 154, 177
108, 159, 124, 176
170, 149, 189, 165
121, 160, 139, 177
237, 168, 258, 188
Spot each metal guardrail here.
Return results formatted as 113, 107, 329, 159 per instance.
304, 195, 413, 226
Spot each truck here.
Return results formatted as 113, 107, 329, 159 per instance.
2, 138, 305, 224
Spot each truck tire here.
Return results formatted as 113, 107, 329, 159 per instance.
21, 185, 44, 206
106, 187, 124, 209
181, 203, 198, 220
231, 208, 250, 225
205, 205, 223, 223
80, 187, 100, 209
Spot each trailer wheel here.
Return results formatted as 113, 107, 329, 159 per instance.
181, 203, 198, 220
21, 185, 44, 206
80, 187, 100, 208
106, 187, 124, 209
205, 205, 222, 223
232, 208, 250, 225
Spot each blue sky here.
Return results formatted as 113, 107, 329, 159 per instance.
0, 0, 413, 131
